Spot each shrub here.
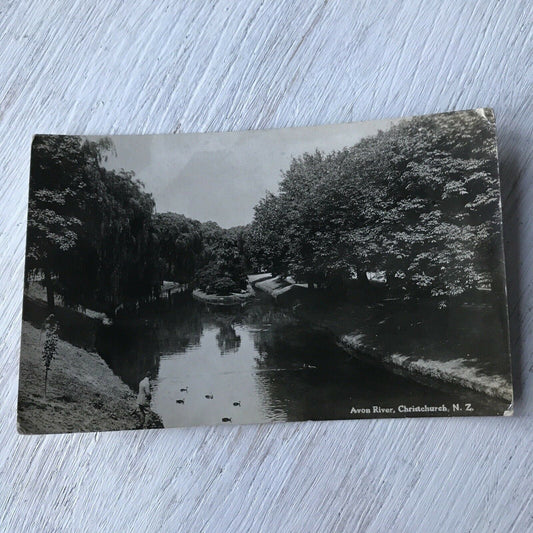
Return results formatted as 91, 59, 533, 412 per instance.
210, 276, 240, 295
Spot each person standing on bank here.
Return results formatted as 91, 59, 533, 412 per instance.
137, 371, 152, 428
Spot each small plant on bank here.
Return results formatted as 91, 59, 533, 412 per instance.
42, 314, 59, 398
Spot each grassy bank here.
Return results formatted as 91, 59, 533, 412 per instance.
293, 294, 513, 404
18, 321, 163, 434
340, 334, 513, 404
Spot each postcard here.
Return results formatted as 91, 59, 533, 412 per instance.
18, 109, 513, 434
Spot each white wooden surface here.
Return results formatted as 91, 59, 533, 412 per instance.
1, 1, 532, 531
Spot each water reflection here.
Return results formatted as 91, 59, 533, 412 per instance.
216, 321, 241, 354
96, 295, 507, 427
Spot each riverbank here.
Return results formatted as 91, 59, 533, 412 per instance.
294, 296, 513, 405
340, 334, 513, 405
249, 273, 308, 301
192, 288, 254, 305
18, 321, 164, 434
195, 279, 513, 404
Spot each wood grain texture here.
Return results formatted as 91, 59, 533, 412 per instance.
1, 1, 532, 531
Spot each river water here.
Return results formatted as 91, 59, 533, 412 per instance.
96, 295, 506, 427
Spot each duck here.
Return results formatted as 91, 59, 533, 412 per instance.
205, 394, 214, 399
233, 401, 241, 406
222, 417, 232, 422
176, 399, 184, 404
180, 387, 188, 392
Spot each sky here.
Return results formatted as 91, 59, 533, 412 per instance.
86, 118, 398, 228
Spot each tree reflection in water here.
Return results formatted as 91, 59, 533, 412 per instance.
97, 296, 204, 389
96, 295, 508, 425
216, 321, 241, 354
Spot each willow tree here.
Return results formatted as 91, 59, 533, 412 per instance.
151, 212, 203, 284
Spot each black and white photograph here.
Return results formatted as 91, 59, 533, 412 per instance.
18, 109, 513, 434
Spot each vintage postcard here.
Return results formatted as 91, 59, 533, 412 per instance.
18, 109, 513, 434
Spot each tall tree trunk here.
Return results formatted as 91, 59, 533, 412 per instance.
44, 267, 55, 310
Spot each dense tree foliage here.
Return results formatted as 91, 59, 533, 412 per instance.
249, 109, 502, 298
151, 213, 202, 285
27, 136, 105, 308
194, 222, 249, 295
26, 135, 250, 306
27, 136, 157, 312
27, 110, 503, 311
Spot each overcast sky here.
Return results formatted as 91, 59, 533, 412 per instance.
86, 119, 398, 228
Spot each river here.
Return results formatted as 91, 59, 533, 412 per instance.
95, 295, 507, 427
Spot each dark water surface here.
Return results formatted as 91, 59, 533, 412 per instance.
96, 296, 507, 427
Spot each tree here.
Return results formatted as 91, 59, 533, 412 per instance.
249, 150, 374, 288
42, 314, 58, 397
247, 193, 292, 277
151, 212, 203, 284
372, 108, 501, 297
27, 135, 114, 309
248, 109, 502, 299
90, 169, 157, 310
27, 135, 161, 314
193, 222, 249, 295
